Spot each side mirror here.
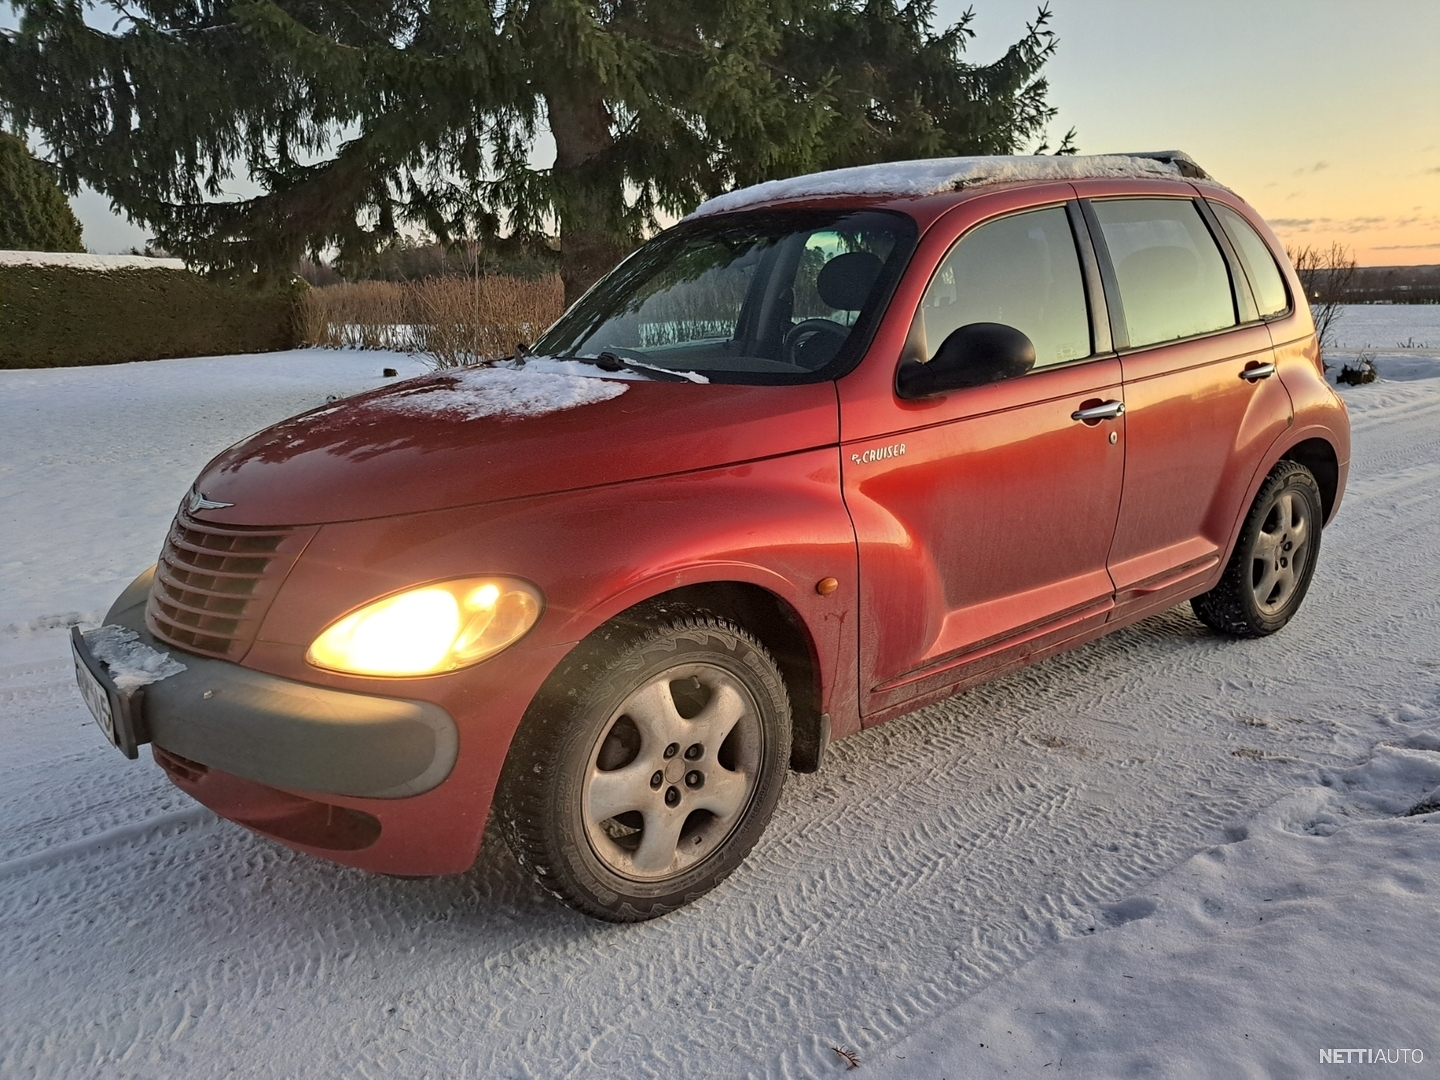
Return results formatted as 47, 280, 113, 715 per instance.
895, 322, 1036, 400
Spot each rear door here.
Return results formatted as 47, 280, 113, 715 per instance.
839, 196, 1126, 722
1079, 193, 1293, 613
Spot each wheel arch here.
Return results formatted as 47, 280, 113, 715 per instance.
527, 577, 829, 775
1279, 437, 1340, 523
653, 581, 826, 774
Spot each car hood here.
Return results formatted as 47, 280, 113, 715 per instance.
189, 366, 840, 526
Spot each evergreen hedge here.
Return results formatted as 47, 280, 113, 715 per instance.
1, 265, 298, 368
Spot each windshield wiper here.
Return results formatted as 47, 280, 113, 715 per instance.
575, 351, 695, 383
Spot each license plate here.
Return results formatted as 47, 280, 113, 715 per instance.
70, 626, 142, 759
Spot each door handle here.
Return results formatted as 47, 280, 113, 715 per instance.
1071, 400, 1125, 422
1240, 362, 1277, 381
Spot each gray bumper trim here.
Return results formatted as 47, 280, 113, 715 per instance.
106, 568, 459, 799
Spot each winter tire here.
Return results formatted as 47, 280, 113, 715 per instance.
1192, 460, 1323, 637
496, 604, 791, 921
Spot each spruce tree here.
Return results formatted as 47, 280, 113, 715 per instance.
0, 131, 84, 252
1, 1, 1066, 301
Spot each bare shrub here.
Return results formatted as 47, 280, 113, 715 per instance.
407, 274, 563, 368
1336, 350, 1378, 386
1287, 242, 1357, 366
298, 281, 410, 349
298, 274, 563, 367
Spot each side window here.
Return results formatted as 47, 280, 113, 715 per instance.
1211, 202, 1290, 319
920, 205, 1092, 371
1092, 199, 1237, 348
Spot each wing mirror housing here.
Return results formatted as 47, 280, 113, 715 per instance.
895, 322, 1036, 399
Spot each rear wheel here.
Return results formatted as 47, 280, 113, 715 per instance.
496, 604, 791, 921
1192, 461, 1323, 637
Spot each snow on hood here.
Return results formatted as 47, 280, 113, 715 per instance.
83, 624, 186, 693
310, 363, 630, 424
686, 152, 1210, 218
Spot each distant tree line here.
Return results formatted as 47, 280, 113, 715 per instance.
1340, 264, 1440, 305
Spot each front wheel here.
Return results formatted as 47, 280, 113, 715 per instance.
1192, 460, 1324, 637
496, 605, 791, 921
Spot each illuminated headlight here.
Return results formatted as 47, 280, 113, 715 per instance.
305, 577, 543, 677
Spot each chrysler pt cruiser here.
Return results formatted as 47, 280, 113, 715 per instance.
73, 152, 1350, 921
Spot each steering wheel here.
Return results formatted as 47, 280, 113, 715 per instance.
783, 318, 849, 367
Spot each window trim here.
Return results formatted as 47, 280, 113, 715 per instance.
1205, 199, 1296, 323
1194, 197, 1259, 325
1066, 200, 1114, 356
1080, 195, 1251, 355
907, 199, 1103, 378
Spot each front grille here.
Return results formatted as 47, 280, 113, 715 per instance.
146, 507, 314, 660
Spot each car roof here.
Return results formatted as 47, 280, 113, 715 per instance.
684, 151, 1215, 226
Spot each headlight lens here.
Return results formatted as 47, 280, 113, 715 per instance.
305, 577, 543, 677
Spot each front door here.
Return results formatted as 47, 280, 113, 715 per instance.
840, 202, 1126, 722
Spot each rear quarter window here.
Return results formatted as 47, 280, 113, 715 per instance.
1211, 202, 1290, 319
1093, 198, 1237, 349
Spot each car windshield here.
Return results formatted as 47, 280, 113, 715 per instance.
533, 209, 918, 383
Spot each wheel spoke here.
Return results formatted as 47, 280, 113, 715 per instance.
1253, 559, 1279, 600
1272, 563, 1297, 601
588, 763, 653, 822
1288, 515, 1308, 548
633, 808, 686, 874
1253, 529, 1282, 557
622, 678, 684, 748
691, 767, 749, 821
689, 681, 748, 748
1276, 492, 1295, 530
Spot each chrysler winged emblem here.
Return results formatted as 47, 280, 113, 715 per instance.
188, 489, 234, 513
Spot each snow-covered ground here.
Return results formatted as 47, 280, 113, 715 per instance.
2, 309, 1438, 1078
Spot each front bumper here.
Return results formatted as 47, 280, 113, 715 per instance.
104, 569, 458, 800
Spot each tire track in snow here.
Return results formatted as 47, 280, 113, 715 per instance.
0, 806, 213, 881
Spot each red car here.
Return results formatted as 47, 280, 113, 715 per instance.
73, 152, 1349, 921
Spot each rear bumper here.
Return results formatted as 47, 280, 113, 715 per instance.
105, 570, 458, 800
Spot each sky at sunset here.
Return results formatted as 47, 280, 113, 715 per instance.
943, 0, 1440, 266
48, 0, 1440, 266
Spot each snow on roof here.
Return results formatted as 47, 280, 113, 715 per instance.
0, 250, 186, 271
686, 151, 1210, 219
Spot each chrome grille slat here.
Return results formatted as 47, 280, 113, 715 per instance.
166, 533, 284, 558
156, 557, 266, 592
152, 589, 254, 622
146, 505, 312, 660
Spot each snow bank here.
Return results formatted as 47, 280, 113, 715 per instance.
688, 152, 1206, 218
0, 250, 186, 271
367, 364, 628, 422
869, 735, 1440, 1079
80, 625, 185, 693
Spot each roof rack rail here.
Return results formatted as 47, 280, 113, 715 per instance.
1115, 151, 1209, 179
